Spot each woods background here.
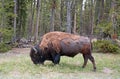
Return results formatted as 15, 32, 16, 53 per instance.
0, 0, 120, 45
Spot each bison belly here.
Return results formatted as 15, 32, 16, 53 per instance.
60, 38, 84, 57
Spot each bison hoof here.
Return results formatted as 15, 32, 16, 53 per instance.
54, 62, 59, 65
93, 68, 96, 72
82, 66, 85, 68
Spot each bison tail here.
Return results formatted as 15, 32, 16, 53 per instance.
90, 37, 93, 52
91, 41, 93, 51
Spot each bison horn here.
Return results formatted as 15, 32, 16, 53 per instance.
32, 47, 37, 54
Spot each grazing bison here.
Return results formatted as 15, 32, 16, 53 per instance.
30, 31, 96, 71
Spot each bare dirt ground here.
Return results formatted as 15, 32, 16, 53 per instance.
1, 48, 31, 57
0, 48, 30, 64
9, 48, 30, 54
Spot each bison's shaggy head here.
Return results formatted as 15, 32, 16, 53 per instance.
30, 45, 45, 64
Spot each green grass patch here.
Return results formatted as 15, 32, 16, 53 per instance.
0, 53, 120, 79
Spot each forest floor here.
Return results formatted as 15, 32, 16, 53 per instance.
0, 48, 120, 79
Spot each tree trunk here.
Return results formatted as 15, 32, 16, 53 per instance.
60, 0, 64, 31
41, 0, 47, 35
50, 0, 56, 32
34, 0, 41, 43
95, 0, 101, 26
13, 0, 17, 41
73, 10, 76, 34
80, 0, 83, 35
89, 0, 94, 35
66, 1, 72, 33
28, 0, 35, 41
111, 0, 117, 34
101, 0, 104, 20
72, 0, 77, 34
17, 0, 22, 39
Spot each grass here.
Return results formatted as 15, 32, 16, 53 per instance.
0, 52, 120, 79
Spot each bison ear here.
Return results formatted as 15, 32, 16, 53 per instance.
32, 47, 38, 54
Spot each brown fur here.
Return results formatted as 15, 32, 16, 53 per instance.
40, 31, 87, 53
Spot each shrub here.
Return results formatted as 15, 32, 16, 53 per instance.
94, 21, 113, 36
0, 27, 13, 53
0, 42, 12, 53
0, 27, 13, 42
93, 40, 120, 54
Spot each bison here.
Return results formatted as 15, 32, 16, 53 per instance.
30, 31, 96, 71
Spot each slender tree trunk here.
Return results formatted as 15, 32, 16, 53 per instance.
101, 0, 104, 19
42, 0, 47, 35
34, 0, 41, 43
72, 0, 77, 34
80, 0, 83, 35
73, 10, 76, 34
95, 0, 101, 26
66, 1, 72, 33
90, 0, 94, 35
13, 0, 17, 41
50, 7, 55, 31
17, 0, 21, 39
105, 0, 112, 21
50, 0, 56, 32
28, 0, 35, 41
111, 0, 117, 34
32, 0, 36, 35
39, 0, 43, 36
60, 0, 64, 31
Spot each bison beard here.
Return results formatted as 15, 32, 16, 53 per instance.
30, 31, 96, 71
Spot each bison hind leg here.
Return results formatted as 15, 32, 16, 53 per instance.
88, 55, 96, 71
82, 53, 96, 71
82, 54, 88, 68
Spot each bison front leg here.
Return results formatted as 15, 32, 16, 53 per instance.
51, 53, 61, 64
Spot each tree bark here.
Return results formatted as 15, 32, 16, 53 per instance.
28, 0, 35, 41
50, 0, 56, 32
72, 0, 77, 34
60, 0, 64, 31
89, 0, 94, 35
66, 1, 72, 33
13, 0, 17, 41
95, 0, 101, 26
111, 0, 117, 34
34, 0, 41, 43
80, 0, 83, 35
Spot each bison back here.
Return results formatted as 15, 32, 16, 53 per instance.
60, 37, 90, 57
40, 31, 80, 51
